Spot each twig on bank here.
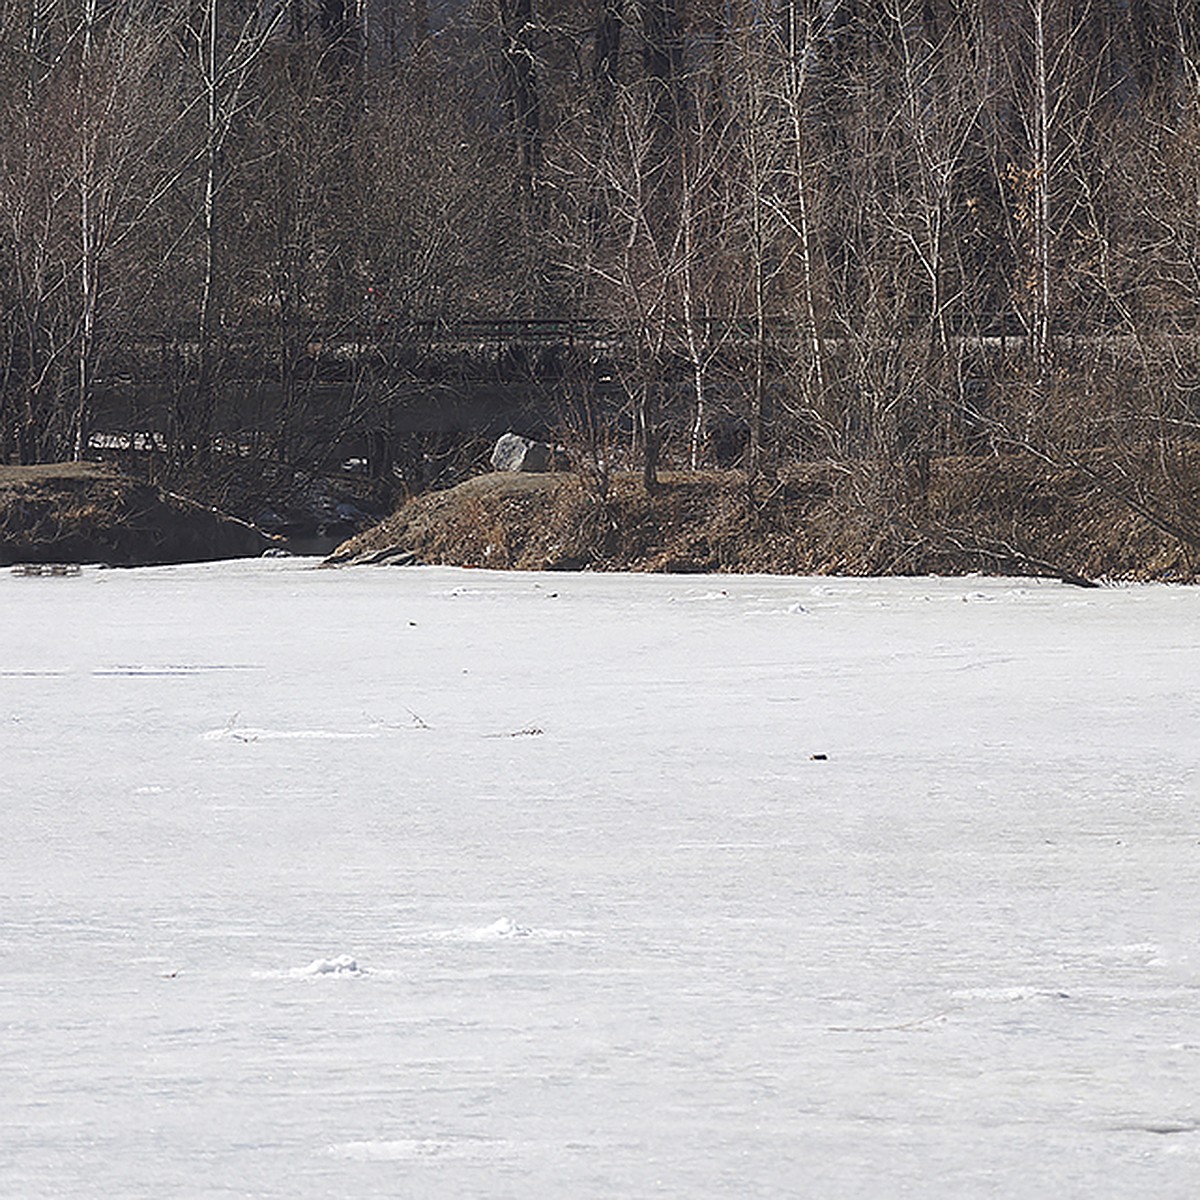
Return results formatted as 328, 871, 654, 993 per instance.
163, 488, 283, 546
930, 527, 1099, 588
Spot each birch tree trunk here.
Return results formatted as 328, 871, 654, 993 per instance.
73, 0, 99, 462
783, 3, 825, 417
193, 0, 220, 460
1032, 0, 1051, 377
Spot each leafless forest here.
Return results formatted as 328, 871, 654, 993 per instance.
3, 1, 1200, 531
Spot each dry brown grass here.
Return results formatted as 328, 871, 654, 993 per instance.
0, 463, 271, 566
328, 453, 1200, 583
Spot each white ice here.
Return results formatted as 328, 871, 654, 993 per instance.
3, 559, 1200, 1197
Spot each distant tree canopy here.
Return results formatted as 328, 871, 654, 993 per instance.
3, 0, 1200, 509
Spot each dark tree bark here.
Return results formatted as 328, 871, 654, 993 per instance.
592, 0, 622, 125
499, 0, 542, 189
638, 0, 682, 119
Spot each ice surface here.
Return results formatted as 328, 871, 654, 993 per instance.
3, 560, 1200, 1197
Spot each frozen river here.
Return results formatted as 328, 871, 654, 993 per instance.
3, 560, 1199, 1197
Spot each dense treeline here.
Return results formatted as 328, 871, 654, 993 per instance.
3, 0, 1200, 535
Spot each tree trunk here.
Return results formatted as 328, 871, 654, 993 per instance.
500, 0, 541, 194
74, 0, 99, 463
1032, 0, 1051, 376
593, 0, 622, 125
193, 0, 221, 461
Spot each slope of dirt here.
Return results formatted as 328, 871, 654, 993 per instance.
327, 457, 1200, 583
0, 463, 279, 566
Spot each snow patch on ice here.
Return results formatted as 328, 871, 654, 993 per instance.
422, 917, 575, 942
673, 590, 732, 603
1108, 1118, 1200, 1137
744, 602, 811, 618
462, 917, 532, 940
201, 726, 376, 742
327, 1137, 505, 1161
293, 955, 366, 978
949, 986, 1072, 1003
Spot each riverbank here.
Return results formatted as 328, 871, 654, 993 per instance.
329, 455, 1200, 584
6, 451, 1198, 581
0, 463, 277, 566
0, 459, 398, 566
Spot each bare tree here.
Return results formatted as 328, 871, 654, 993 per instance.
0, 1, 190, 462
177, 0, 283, 460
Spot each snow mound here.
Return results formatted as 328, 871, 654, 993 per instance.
481, 917, 532, 939
294, 955, 365, 977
